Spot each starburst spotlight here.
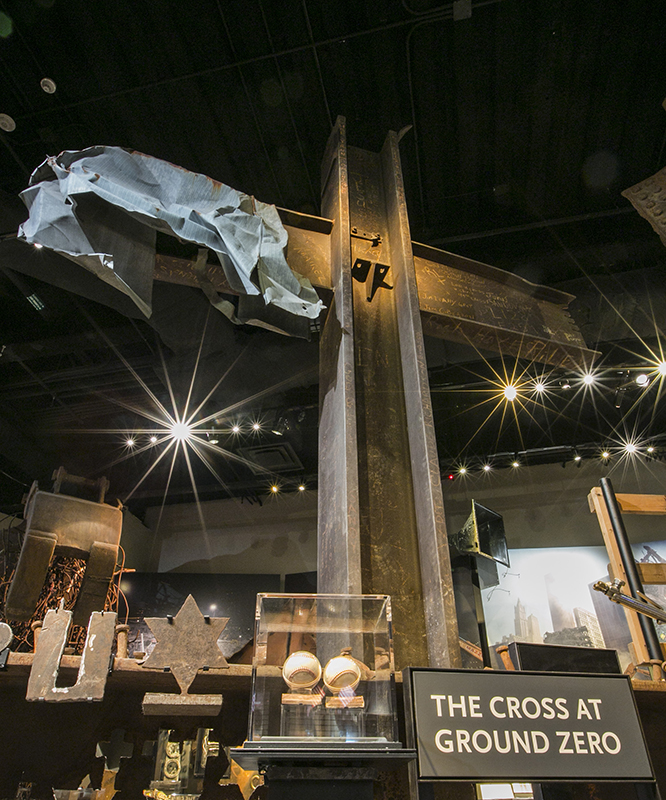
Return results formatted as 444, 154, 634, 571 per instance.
582, 373, 595, 386
126, 438, 135, 448
458, 467, 467, 475
149, 435, 158, 444
169, 422, 193, 442
601, 451, 610, 460
482, 464, 491, 472
512, 460, 520, 468
624, 442, 638, 454
231, 424, 241, 434
658, 361, 666, 377
271, 484, 279, 494
503, 385, 518, 401
252, 422, 261, 431
298, 484, 306, 492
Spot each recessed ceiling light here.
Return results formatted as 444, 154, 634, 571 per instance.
40, 77, 56, 94
0, 114, 16, 132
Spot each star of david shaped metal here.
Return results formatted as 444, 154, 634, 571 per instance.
143, 594, 229, 694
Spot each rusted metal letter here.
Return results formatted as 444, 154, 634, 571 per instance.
26, 605, 117, 702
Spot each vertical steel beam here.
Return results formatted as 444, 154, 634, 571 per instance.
317, 117, 362, 594
317, 119, 460, 668
380, 133, 460, 668
347, 142, 429, 667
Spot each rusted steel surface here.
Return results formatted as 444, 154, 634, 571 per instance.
317, 116, 362, 595
26, 606, 116, 702
141, 594, 228, 714
380, 133, 461, 669
414, 244, 598, 369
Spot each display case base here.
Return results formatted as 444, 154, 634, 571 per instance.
230, 742, 415, 772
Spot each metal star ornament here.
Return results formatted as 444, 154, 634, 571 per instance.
141, 594, 229, 715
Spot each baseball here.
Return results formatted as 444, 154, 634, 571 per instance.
282, 650, 322, 690
323, 655, 361, 693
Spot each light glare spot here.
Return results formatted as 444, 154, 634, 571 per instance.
170, 422, 192, 441
503, 385, 518, 401
636, 373, 649, 386
271, 485, 279, 493
512, 461, 520, 468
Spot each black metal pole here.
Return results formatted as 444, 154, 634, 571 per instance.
599, 477, 663, 661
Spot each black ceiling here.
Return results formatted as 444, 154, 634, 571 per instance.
1, 0, 666, 515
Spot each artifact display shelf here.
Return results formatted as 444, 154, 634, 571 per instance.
2, 651, 666, 693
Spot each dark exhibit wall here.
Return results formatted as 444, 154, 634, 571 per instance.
443, 460, 666, 550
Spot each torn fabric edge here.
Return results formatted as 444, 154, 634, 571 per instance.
17, 146, 324, 329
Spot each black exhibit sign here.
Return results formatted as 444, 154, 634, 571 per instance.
403, 668, 653, 782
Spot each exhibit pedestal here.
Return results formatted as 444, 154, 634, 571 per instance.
265, 767, 375, 800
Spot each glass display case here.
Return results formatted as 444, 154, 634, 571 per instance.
244, 593, 401, 751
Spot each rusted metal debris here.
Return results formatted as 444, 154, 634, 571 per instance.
622, 167, 666, 247
18, 146, 323, 328
141, 594, 229, 716
5, 474, 122, 625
